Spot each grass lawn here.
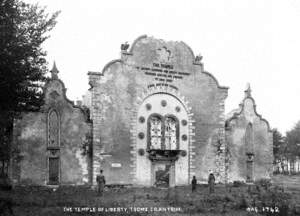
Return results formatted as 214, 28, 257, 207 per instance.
0, 175, 299, 216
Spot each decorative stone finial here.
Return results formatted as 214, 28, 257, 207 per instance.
121, 41, 130, 51
50, 61, 59, 79
195, 53, 203, 64
245, 83, 251, 98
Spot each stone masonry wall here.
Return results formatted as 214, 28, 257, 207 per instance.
89, 35, 228, 185
226, 97, 273, 182
12, 77, 92, 185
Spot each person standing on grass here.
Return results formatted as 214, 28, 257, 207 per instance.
96, 169, 106, 196
208, 170, 215, 194
191, 176, 197, 192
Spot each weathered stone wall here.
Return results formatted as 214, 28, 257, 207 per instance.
12, 77, 92, 185
135, 93, 190, 186
89, 35, 228, 185
10, 36, 273, 186
226, 97, 273, 182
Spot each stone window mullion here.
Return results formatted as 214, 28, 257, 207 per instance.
161, 116, 165, 150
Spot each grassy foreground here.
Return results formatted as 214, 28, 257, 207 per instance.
0, 176, 299, 216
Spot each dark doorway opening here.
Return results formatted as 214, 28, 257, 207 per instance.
153, 163, 170, 188
48, 157, 59, 185
246, 160, 253, 182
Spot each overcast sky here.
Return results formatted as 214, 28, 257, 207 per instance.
25, 0, 300, 134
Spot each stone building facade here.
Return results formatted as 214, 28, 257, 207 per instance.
225, 85, 273, 182
11, 64, 92, 185
10, 35, 273, 186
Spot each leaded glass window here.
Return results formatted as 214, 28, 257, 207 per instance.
48, 157, 59, 184
150, 116, 162, 149
48, 110, 59, 147
148, 115, 179, 150
164, 117, 177, 150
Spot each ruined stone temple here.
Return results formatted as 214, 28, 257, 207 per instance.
10, 35, 273, 187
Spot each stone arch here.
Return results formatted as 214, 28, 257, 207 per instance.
130, 86, 195, 185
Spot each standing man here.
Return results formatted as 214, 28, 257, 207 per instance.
208, 170, 215, 194
191, 176, 197, 192
96, 169, 106, 196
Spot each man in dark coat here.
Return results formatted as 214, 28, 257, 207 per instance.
96, 170, 106, 196
208, 171, 215, 194
191, 176, 197, 192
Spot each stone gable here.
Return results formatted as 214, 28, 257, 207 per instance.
225, 86, 273, 182
89, 35, 228, 185
11, 67, 92, 185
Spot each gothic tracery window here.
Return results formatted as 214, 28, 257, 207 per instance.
148, 115, 179, 150
48, 110, 59, 147
164, 117, 177, 150
150, 116, 162, 149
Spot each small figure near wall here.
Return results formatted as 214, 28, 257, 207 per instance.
208, 170, 215, 194
191, 175, 197, 192
96, 169, 106, 196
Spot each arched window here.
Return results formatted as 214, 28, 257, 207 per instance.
148, 115, 179, 150
164, 117, 177, 150
245, 123, 254, 153
149, 115, 162, 149
48, 110, 59, 148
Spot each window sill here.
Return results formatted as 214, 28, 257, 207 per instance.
47, 147, 60, 150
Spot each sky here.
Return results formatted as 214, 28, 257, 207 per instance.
25, 0, 300, 134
